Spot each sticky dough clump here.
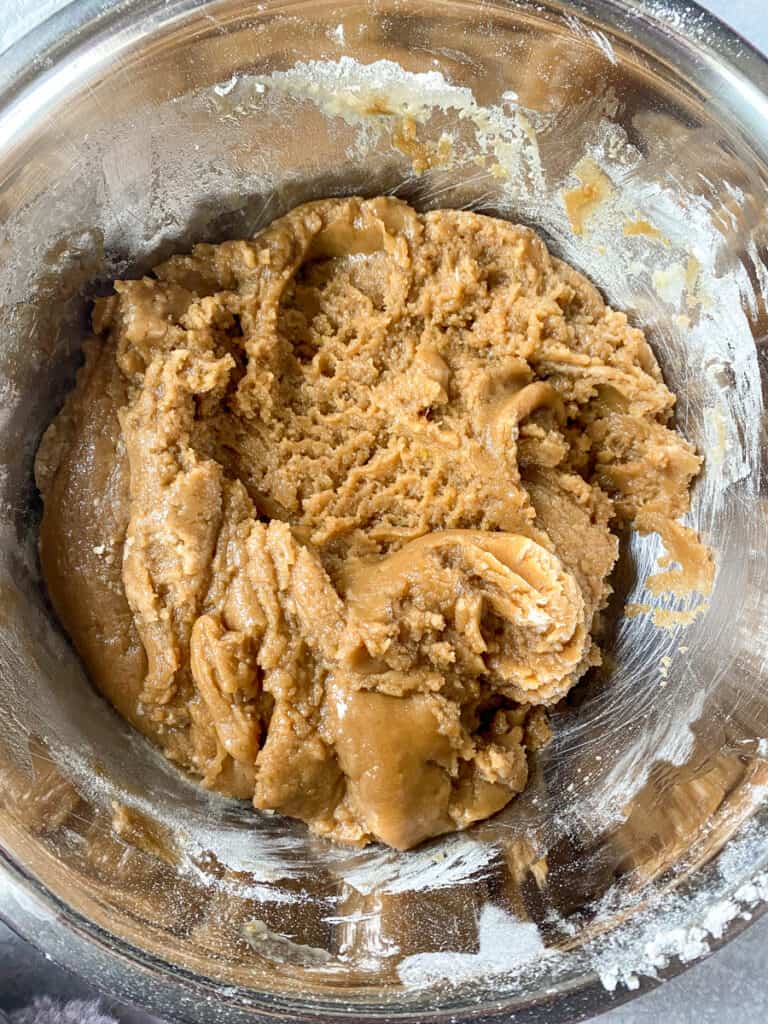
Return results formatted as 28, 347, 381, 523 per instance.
36, 197, 701, 849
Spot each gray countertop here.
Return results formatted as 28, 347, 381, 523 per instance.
1, 1, 766, 1021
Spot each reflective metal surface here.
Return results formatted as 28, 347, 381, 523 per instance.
1, 1, 768, 1021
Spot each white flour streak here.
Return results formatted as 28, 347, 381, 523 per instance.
339, 834, 498, 896
398, 904, 552, 986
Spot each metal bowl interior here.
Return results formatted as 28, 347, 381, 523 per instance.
1, 1, 768, 1022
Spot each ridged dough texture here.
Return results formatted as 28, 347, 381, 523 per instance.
36, 197, 701, 849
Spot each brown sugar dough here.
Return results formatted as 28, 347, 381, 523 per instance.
36, 197, 701, 850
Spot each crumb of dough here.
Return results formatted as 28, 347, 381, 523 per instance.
624, 598, 709, 631
625, 602, 651, 619
563, 156, 613, 235
636, 512, 714, 598
391, 115, 453, 175
652, 604, 709, 629
36, 197, 703, 850
623, 218, 670, 246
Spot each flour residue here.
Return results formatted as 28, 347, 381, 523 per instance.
337, 834, 498, 896
230, 56, 546, 191
589, 856, 768, 992
398, 904, 552, 986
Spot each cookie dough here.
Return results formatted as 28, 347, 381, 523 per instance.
36, 197, 701, 850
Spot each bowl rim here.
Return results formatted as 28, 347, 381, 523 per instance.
1, 0, 768, 1021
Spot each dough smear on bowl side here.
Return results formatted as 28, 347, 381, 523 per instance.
35, 197, 703, 850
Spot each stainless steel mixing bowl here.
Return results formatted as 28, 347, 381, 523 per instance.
1, 1, 768, 1021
